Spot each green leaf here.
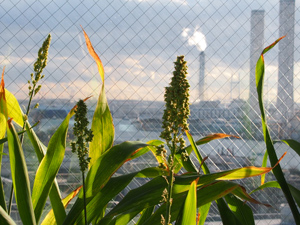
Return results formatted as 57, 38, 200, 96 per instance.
25, 120, 65, 225
225, 194, 254, 225
89, 83, 114, 166
0, 206, 17, 225
136, 206, 154, 225
250, 181, 300, 208
7, 120, 36, 225
62, 142, 148, 225
261, 150, 268, 185
186, 131, 209, 174
131, 139, 164, 161
216, 198, 240, 225
142, 181, 256, 225
64, 169, 157, 225
81, 27, 114, 166
255, 36, 300, 222
176, 179, 197, 225
31, 106, 76, 223
197, 202, 211, 225
104, 176, 167, 219
280, 139, 300, 157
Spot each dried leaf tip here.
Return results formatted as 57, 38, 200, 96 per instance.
1, 67, 5, 91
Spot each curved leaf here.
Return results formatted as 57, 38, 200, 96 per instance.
81, 26, 105, 82
280, 139, 300, 157
250, 181, 300, 208
256, 36, 300, 221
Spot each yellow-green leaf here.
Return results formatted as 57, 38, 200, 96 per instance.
41, 186, 82, 225
5, 88, 24, 127
179, 179, 198, 225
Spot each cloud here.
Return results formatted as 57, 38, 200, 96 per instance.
182, 26, 207, 52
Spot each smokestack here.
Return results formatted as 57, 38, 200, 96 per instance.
277, 0, 295, 122
199, 51, 205, 101
249, 10, 264, 120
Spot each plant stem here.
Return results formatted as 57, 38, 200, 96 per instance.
82, 171, 88, 225
165, 132, 177, 225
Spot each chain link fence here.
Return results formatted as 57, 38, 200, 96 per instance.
1, 0, 300, 224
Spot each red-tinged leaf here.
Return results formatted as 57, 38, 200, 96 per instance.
197, 203, 211, 225
41, 186, 82, 225
232, 185, 271, 207
81, 26, 105, 82
0, 67, 7, 138
182, 132, 238, 156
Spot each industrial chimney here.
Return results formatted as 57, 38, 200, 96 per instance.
249, 10, 264, 121
277, 0, 295, 122
199, 51, 205, 101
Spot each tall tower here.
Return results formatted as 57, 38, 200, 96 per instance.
199, 51, 205, 101
277, 0, 295, 121
249, 10, 264, 120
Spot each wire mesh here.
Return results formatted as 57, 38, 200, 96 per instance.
1, 0, 300, 224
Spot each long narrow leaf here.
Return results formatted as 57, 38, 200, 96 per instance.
31, 105, 76, 223
197, 203, 211, 225
0, 206, 16, 225
256, 36, 300, 222
280, 139, 300, 157
82, 28, 115, 166
7, 119, 36, 225
216, 198, 240, 225
176, 179, 198, 225
250, 181, 300, 208
225, 194, 254, 225
25, 120, 65, 225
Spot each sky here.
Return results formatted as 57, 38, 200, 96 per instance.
0, 0, 300, 105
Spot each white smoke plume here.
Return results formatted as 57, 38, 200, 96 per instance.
182, 26, 207, 51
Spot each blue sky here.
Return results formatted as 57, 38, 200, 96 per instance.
0, 0, 299, 104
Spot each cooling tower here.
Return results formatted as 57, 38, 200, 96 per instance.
199, 51, 205, 101
277, 0, 295, 121
249, 10, 264, 120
